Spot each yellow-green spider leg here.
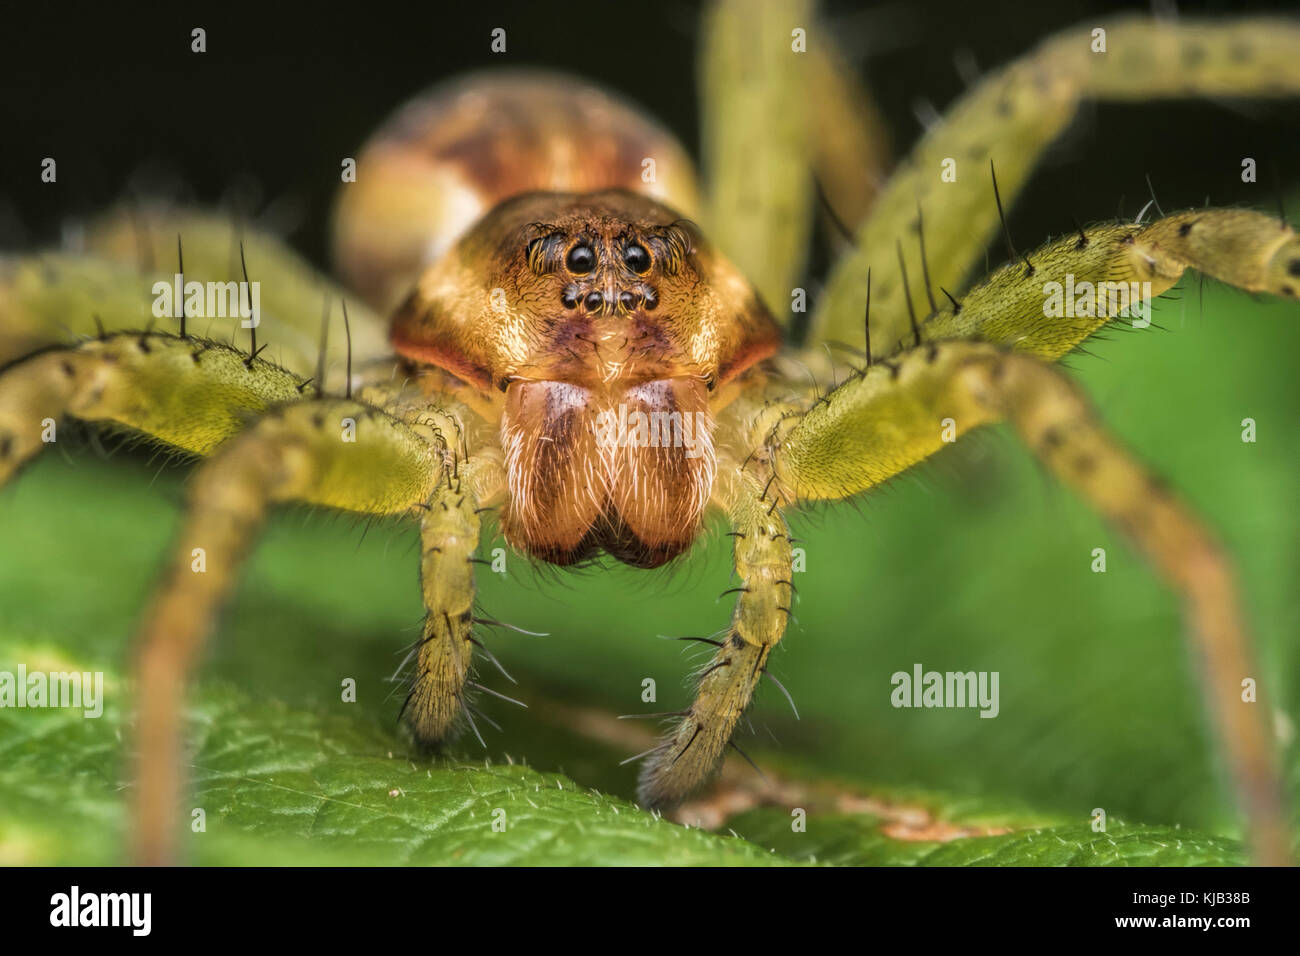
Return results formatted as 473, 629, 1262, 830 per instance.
0, 207, 388, 376
811, 14, 1300, 355
702, 0, 891, 317
770, 340, 1288, 867
701, 0, 814, 315
131, 398, 446, 865
402, 454, 508, 747
0, 255, 160, 364
0, 330, 311, 483
637, 467, 793, 808
917, 208, 1300, 358
86, 205, 391, 375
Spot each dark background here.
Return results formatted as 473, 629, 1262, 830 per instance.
3, 0, 1300, 285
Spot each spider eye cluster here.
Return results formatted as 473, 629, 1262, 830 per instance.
532, 233, 661, 316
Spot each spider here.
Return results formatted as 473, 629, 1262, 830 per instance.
2, 1, 1299, 866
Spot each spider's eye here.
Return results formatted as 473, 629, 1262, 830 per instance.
566, 243, 595, 275
623, 243, 650, 274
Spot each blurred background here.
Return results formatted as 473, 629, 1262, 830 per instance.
1, 0, 1298, 858
4, 0, 1300, 267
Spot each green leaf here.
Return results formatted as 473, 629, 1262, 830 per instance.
0, 658, 784, 866
727, 810, 1245, 866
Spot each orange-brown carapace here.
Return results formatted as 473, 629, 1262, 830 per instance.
334, 73, 782, 568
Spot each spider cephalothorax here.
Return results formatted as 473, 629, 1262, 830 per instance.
391, 189, 780, 566
3, 1, 1300, 867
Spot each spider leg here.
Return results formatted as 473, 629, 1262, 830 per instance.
637, 469, 792, 809
772, 340, 1289, 866
701, 0, 890, 316
0, 330, 310, 483
810, 14, 1300, 354
790, 205, 1299, 378
131, 398, 447, 865
915, 207, 1300, 358
0, 255, 160, 363
402, 457, 505, 746
1, 207, 387, 376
